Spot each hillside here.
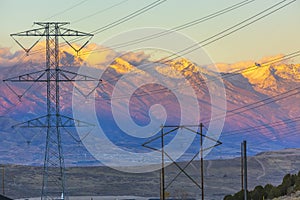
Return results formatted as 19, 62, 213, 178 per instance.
274, 191, 300, 200
0, 50, 299, 165
1, 148, 300, 199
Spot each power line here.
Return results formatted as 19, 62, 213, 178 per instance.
0, 54, 35, 116
93, 0, 166, 35
82, 50, 299, 104
28, 0, 292, 66
28, 0, 167, 55
23, 0, 296, 66
209, 126, 300, 159
70, 0, 167, 44
205, 115, 300, 158
39, 52, 300, 135
78, 0, 255, 56
42, 0, 89, 21
222, 116, 300, 137
157, 0, 296, 63
3, 1, 298, 127
87, 51, 300, 102
222, 120, 300, 144
217, 120, 300, 154
223, 87, 299, 116
75, 0, 298, 93
202, 84, 300, 124
4, 22, 98, 199
244, 126, 300, 150
72, 0, 130, 24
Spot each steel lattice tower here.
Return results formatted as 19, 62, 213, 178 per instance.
4, 22, 99, 200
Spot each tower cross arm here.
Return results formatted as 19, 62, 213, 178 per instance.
3, 69, 47, 82
10, 28, 46, 37
12, 114, 94, 128
59, 69, 101, 82
60, 27, 93, 37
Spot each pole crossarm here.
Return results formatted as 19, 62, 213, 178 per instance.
12, 114, 94, 128
142, 125, 222, 147
183, 126, 222, 145
142, 127, 179, 147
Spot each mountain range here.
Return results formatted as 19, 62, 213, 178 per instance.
0, 45, 299, 166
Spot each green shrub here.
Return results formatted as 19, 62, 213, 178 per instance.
224, 171, 300, 200
250, 185, 264, 200
223, 194, 234, 200
268, 186, 281, 199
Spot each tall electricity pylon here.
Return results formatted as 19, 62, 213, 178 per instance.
4, 22, 100, 200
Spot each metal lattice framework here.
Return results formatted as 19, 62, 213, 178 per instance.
4, 22, 100, 200
142, 124, 222, 200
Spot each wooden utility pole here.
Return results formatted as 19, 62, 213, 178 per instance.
243, 140, 248, 200
200, 123, 204, 200
241, 142, 244, 191
160, 127, 165, 200
2, 165, 4, 195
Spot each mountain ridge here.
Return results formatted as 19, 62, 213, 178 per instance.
0, 47, 299, 165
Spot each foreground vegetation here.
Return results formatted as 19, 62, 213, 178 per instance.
224, 171, 300, 200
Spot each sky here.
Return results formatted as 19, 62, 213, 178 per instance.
0, 0, 299, 64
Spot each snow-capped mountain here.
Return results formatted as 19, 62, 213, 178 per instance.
0, 45, 299, 166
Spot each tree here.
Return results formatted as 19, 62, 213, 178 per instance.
282, 174, 295, 188
232, 190, 244, 200
250, 185, 265, 200
224, 171, 300, 199
268, 186, 281, 199
224, 194, 234, 200
264, 183, 274, 195
294, 171, 300, 191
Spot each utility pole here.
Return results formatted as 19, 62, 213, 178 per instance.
241, 142, 244, 191
142, 124, 222, 200
1, 165, 4, 195
242, 140, 248, 200
160, 126, 165, 200
200, 123, 204, 200
4, 22, 100, 200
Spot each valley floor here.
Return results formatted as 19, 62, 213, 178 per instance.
4, 148, 300, 200
15, 196, 151, 200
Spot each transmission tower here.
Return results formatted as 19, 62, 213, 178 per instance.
4, 22, 100, 200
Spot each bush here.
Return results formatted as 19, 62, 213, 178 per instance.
223, 194, 234, 200
267, 186, 282, 199
250, 185, 264, 200
282, 174, 295, 188
264, 183, 274, 195
224, 171, 300, 200
232, 190, 245, 200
